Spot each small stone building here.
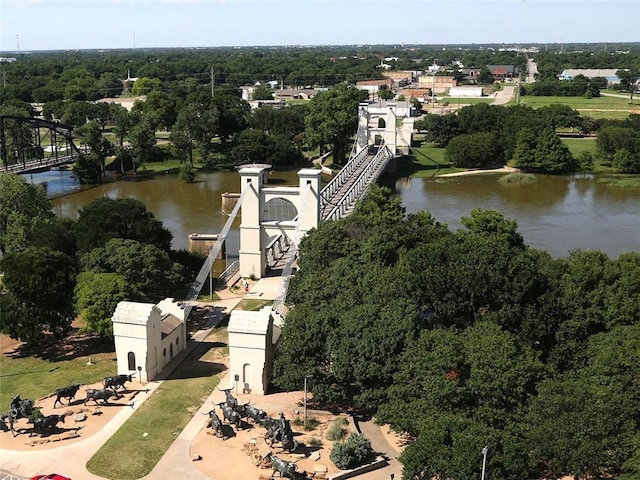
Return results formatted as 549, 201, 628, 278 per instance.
227, 307, 275, 395
112, 298, 187, 383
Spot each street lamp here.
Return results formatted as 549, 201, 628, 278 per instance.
481, 446, 488, 480
303, 375, 313, 424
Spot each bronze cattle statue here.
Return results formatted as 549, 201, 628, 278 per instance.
84, 388, 116, 405
103, 374, 135, 392
268, 453, 306, 479
53, 384, 81, 408
30, 414, 67, 437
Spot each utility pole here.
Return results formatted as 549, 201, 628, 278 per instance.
16, 34, 20, 53
481, 446, 488, 480
211, 67, 215, 98
516, 72, 521, 105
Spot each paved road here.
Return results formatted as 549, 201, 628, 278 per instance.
492, 86, 515, 105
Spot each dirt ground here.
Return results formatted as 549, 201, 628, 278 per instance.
0, 380, 145, 450
191, 390, 343, 479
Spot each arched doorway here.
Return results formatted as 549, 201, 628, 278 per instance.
243, 363, 252, 393
127, 352, 136, 371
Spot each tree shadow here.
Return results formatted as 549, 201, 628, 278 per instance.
6, 331, 115, 362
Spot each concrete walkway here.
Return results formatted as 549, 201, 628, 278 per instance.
0, 276, 403, 480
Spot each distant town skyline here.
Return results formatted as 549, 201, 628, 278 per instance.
1, 0, 638, 53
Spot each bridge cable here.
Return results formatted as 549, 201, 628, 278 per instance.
183, 188, 248, 318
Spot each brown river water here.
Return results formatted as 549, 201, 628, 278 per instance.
24, 168, 640, 259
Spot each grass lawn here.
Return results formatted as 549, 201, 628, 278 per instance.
87, 325, 228, 480
440, 97, 494, 105
561, 138, 598, 157
517, 95, 634, 109
400, 142, 461, 177
0, 334, 117, 408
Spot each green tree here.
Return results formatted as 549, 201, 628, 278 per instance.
577, 151, 594, 175
1, 247, 76, 345
0, 174, 53, 256
131, 77, 162, 96
613, 148, 640, 173
460, 209, 524, 249
444, 132, 502, 168
513, 128, 577, 173
252, 85, 274, 100
128, 117, 156, 172
81, 238, 185, 302
74, 121, 114, 183
423, 113, 461, 147
596, 126, 639, 161
74, 271, 133, 336
75, 197, 173, 252
304, 84, 368, 163
477, 67, 494, 84
616, 67, 640, 103
170, 102, 218, 166
377, 86, 395, 100
212, 94, 250, 142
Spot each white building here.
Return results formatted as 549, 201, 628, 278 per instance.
448, 86, 484, 97
226, 307, 275, 395
111, 298, 187, 382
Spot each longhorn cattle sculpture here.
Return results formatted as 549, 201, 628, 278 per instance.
268, 453, 306, 479
30, 414, 67, 437
203, 408, 223, 438
53, 384, 81, 408
218, 402, 243, 431
218, 388, 238, 409
103, 374, 135, 392
237, 403, 267, 424
84, 388, 116, 405
261, 413, 298, 452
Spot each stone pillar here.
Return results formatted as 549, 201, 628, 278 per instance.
239, 167, 265, 279
357, 102, 369, 152
296, 169, 321, 239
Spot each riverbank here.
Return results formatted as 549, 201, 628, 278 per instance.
437, 166, 520, 177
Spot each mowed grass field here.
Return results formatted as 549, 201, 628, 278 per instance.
440, 97, 495, 105
515, 95, 639, 120
560, 137, 598, 157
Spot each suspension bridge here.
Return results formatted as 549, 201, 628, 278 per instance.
184, 100, 413, 319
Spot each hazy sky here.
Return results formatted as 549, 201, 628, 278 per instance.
1, 0, 638, 52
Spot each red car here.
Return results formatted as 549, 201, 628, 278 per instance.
31, 475, 71, 480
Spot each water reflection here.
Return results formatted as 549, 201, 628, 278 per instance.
25, 169, 640, 259
393, 173, 640, 258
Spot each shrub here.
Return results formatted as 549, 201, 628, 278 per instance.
308, 436, 322, 447
326, 417, 348, 441
330, 433, 372, 470
179, 164, 196, 183
498, 173, 537, 184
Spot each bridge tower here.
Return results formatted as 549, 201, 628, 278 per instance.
239, 166, 321, 279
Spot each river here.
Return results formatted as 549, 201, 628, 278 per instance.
25, 169, 640, 259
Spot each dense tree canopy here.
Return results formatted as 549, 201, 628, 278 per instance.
1, 247, 76, 345
304, 84, 369, 163
75, 197, 173, 253
274, 185, 640, 480
0, 174, 53, 256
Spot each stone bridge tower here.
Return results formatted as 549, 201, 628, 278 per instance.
239, 167, 322, 279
